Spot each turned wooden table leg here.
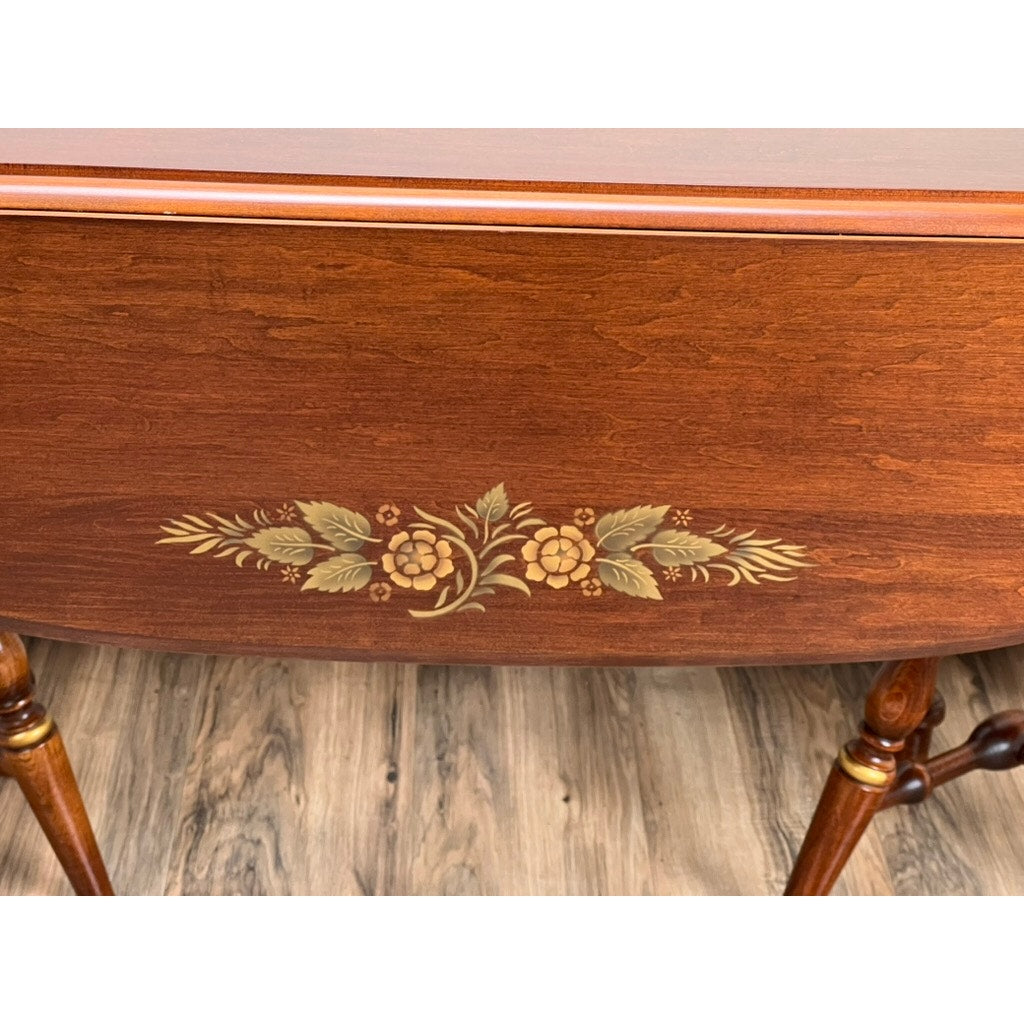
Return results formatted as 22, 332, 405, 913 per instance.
0, 632, 113, 895
785, 657, 939, 896
898, 692, 946, 765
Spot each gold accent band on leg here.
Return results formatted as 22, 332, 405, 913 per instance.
837, 745, 890, 788
0, 714, 55, 751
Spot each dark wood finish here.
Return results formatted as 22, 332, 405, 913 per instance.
785, 658, 938, 895
6, 217, 1024, 665
882, 709, 1024, 809
0, 632, 113, 894
898, 693, 946, 765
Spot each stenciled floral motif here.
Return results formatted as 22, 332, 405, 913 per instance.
157, 484, 814, 618
382, 530, 455, 591
522, 525, 596, 590
376, 503, 401, 526
574, 507, 596, 528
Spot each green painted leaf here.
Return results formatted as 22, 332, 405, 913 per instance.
647, 530, 728, 567
301, 554, 373, 593
475, 483, 510, 522
297, 501, 374, 551
594, 505, 669, 552
245, 527, 316, 565
597, 554, 662, 600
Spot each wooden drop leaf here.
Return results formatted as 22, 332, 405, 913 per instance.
245, 527, 317, 565
297, 501, 374, 551
594, 505, 670, 552
647, 529, 728, 567
301, 554, 374, 593
597, 554, 662, 600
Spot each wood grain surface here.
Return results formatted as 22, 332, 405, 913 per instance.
3, 129, 1024, 191
5, 215, 1024, 664
2, 638, 1022, 895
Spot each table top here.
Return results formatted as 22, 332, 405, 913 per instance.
2, 129, 1024, 192
3, 130, 1024, 237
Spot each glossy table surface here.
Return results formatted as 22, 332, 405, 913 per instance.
4, 128, 1024, 190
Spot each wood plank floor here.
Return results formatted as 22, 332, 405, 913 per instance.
1, 638, 1022, 895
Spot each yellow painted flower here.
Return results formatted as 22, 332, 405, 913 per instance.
381, 529, 455, 591
573, 506, 596, 528
376, 502, 401, 526
580, 578, 603, 597
521, 525, 595, 590
369, 581, 392, 603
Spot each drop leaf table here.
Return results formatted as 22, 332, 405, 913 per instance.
2, 129, 1024, 895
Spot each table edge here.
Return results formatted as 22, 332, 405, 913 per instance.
4, 615, 1022, 669
4, 173, 1024, 237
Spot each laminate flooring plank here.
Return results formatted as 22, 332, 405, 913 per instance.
632, 666, 772, 895
493, 666, 570, 895
405, 665, 510, 895
547, 667, 651, 896
406, 665, 652, 895
408, 664, 573, 896
164, 656, 417, 895
0, 638, 207, 895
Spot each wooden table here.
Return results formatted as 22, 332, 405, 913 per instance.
2, 129, 1023, 895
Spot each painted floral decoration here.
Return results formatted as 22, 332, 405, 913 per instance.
157, 483, 813, 619
382, 530, 455, 591
522, 525, 596, 589
574, 507, 597, 528
376, 503, 401, 526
